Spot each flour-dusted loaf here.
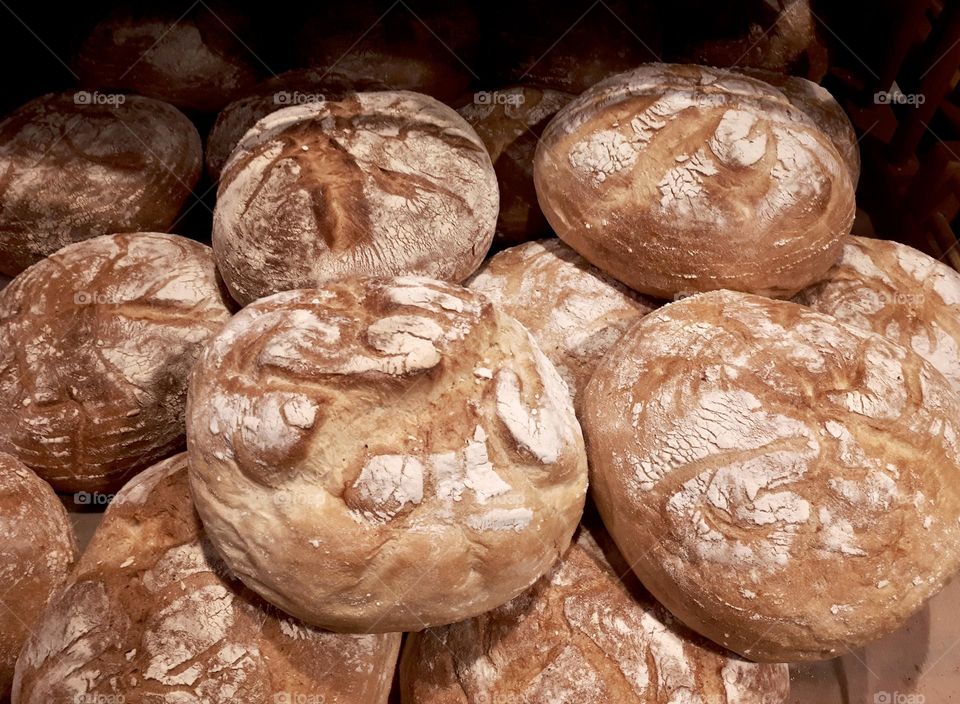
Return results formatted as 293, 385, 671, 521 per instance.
12, 454, 401, 704
797, 236, 960, 390
583, 290, 960, 662
206, 70, 389, 180
0, 453, 77, 700
0, 233, 233, 494
213, 93, 499, 305
468, 239, 659, 403
458, 87, 573, 246
73, 3, 259, 113
187, 277, 588, 632
534, 63, 856, 299
741, 68, 860, 185
401, 522, 790, 703
0, 93, 201, 276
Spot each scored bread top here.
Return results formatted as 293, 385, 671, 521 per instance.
583, 290, 960, 662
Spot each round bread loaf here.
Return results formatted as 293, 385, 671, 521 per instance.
0, 93, 202, 276
206, 70, 390, 180
401, 522, 790, 703
467, 239, 659, 403
187, 276, 588, 632
0, 452, 77, 700
290, 0, 478, 104
740, 68, 860, 185
672, 0, 827, 80
534, 63, 856, 299
213, 93, 499, 306
582, 290, 960, 662
0, 233, 233, 494
458, 87, 573, 246
12, 453, 401, 704
72, 4, 259, 113
796, 236, 960, 390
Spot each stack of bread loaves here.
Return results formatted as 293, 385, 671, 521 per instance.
2, 39, 960, 704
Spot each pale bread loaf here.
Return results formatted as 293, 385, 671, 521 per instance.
583, 290, 960, 662
187, 277, 587, 632
797, 236, 960, 391
0, 233, 233, 493
213, 93, 499, 305
458, 87, 574, 246
467, 239, 659, 403
12, 454, 401, 704
0, 452, 77, 700
0, 93, 201, 276
534, 63, 856, 299
401, 522, 790, 703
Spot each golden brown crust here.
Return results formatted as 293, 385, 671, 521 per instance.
0, 233, 233, 493
187, 277, 588, 632
213, 93, 499, 306
467, 239, 659, 404
0, 93, 202, 276
401, 523, 790, 703
534, 63, 855, 300
0, 452, 77, 699
72, 5, 259, 113
12, 454, 401, 704
796, 236, 960, 391
583, 290, 960, 662
458, 87, 574, 246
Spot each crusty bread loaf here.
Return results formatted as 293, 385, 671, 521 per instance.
797, 236, 960, 390
674, 0, 827, 80
458, 87, 573, 246
73, 3, 259, 112
187, 277, 588, 632
213, 93, 499, 306
0, 93, 201, 276
206, 69, 390, 180
583, 290, 960, 662
468, 239, 659, 402
401, 522, 790, 703
534, 64, 856, 299
290, 0, 478, 104
12, 453, 401, 704
0, 452, 77, 701
740, 68, 860, 185
0, 233, 233, 494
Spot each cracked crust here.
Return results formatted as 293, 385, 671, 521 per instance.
583, 290, 960, 662
0, 93, 202, 276
0, 233, 233, 493
796, 236, 960, 391
212, 92, 499, 306
186, 276, 588, 632
401, 522, 790, 703
12, 454, 401, 704
467, 239, 660, 404
0, 452, 77, 699
534, 63, 855, 299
